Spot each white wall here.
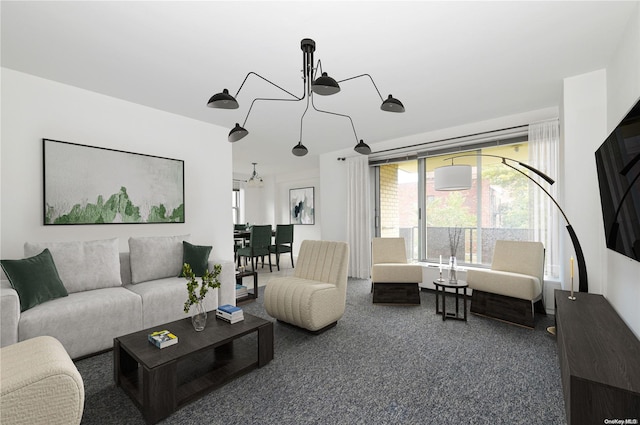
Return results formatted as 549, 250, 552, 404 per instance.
603, 2, 640, 337
1, 69, 235, 303
239, 169, 321, 257
561, 69, 608, 297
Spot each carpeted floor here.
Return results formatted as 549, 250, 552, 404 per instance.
76, 278, 566, 425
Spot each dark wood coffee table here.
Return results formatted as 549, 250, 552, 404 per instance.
114, 312, 273, 424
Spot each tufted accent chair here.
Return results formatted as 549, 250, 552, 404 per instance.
264, 240, 349, 333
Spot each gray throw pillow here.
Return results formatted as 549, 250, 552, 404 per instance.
24, 238, 122, 293
129, 235, 190, 284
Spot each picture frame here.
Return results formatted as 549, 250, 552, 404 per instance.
289, 187, 314, 225
43, 138, 185, 225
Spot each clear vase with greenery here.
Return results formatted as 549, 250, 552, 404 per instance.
182, 263, 221, 331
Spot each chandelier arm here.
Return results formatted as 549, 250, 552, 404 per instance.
234, 71, 304, 101
299, 95, 311, 141
240, 96, 305, 127
313, 59, 323, 81
311, 95, 359, 142
336, 73, 385, 102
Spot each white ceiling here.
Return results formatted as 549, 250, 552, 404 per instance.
2, 1, 637, 177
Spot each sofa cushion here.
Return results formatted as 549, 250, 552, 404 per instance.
1, 249, 68, 312
180, 241, 212, 277
24, 238, 122, 294
125, 277, 218, 329
18, 287, 143, 359
467, 268, 541, 301
129, 235, 190, 284
264, 277, 343, 332
371, 263, 422, 283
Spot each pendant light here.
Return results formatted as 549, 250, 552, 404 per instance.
246, 163, 264, 188
207, 38, 405, 156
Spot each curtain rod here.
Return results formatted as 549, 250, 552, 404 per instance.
371, 124, 529, 156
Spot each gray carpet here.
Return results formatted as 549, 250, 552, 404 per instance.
76, 279, 566, 425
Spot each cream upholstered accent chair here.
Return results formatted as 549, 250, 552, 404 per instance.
264, 240, 349, 333
467, 240, 545, 328
371, 237, 423, 304
1, 336, 84, 425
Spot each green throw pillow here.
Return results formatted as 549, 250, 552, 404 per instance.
0, 248, 68, 312
181, 241, 212, 277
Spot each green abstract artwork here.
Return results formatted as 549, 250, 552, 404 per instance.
43, 139, 184, 225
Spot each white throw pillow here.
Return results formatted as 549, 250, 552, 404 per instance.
129, 235, 190, 284
24, 238, 122, 293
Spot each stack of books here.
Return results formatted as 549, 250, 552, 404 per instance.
216, 304, 244, 324
236, 283, 248, 299
148, 329, 178, 349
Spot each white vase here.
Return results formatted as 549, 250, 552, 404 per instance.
191, 301, 207, 331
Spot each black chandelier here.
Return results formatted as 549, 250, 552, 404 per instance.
207, 38, 405, 157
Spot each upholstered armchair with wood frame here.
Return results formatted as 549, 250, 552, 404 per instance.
371, 237, 423, 304
466, 240, 545, 328
264, 240, 349, 333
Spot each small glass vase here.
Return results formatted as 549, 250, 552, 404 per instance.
191, 301, 207, 332
448, 256, 458, 284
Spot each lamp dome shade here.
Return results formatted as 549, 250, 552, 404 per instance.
292, 142, 308, 157
354, 140, 371, 155
228, 123, 248, 143
381, 94, 405, 113
311, 72, 341, 96
207, 89, 239, 109
434, 165, 472, 191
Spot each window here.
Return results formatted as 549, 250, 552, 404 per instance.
425, 143, 531, 266
232, 189, 240, 224
375, 160, 420, 261
374, 135, 559, 278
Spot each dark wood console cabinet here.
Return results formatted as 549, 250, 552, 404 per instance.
555, 290, 640, 424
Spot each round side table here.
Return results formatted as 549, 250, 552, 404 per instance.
433, 280, 468, 321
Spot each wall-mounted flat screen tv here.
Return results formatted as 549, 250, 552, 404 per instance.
595, 98, 640, 262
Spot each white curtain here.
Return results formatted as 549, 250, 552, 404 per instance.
528, 119, 561, 278
347, 156, 372, 279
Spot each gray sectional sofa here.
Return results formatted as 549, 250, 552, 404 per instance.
0, 235, 234, 359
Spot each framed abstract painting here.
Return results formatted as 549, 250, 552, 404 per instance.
43, 138, 184, 225
289, 187, 314, 225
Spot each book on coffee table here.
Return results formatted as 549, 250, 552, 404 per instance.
216, 304, 244, 323
148, 330, 178, 349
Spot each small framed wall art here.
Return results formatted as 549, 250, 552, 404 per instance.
43, 138, 185, 225
289, 187, 314, 225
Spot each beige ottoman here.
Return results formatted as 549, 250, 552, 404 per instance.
1, 336, 84, 425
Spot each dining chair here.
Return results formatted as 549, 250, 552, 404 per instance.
233, 224, 247, 262
236, 225, 272, 272
269, 224, 294, 271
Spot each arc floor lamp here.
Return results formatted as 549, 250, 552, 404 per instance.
434, 154, 589, 293
207, 38, 404, 157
